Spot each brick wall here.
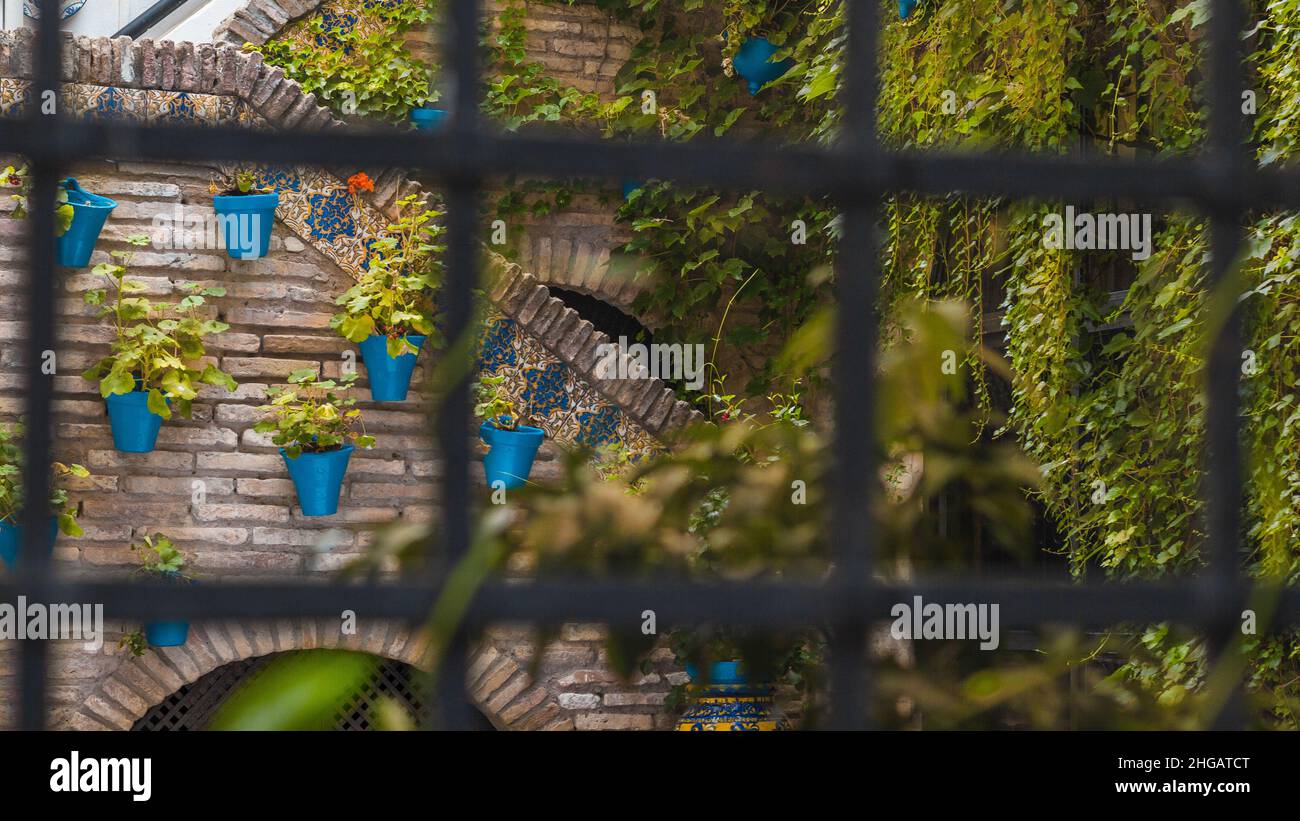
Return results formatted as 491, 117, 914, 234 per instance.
1, 157, 448, 578
0, 11, 782, 731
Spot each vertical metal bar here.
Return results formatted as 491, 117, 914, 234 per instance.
829, 0, 879, 731
17, 0, 65, 733
1203, 0, 1247, 729
431, 0, 481, 730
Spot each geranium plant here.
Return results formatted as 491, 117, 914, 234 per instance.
81, 234, 238, 419
119, 533, 192, 657
473, 374, 524, 430
331, 193, 444, 358
0, 421, 89, 536
254, 370, 376, 458
209, 167, 272, 197
3, 163, 74, 236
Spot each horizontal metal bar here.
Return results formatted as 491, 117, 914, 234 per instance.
1, 119, 1297, 210
0, 578, 1293, 632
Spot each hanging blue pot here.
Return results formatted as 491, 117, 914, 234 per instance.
479, 420, 543, 490
677, 660, 790, 731
733, 37, 793, 95
281, 444, 354, 516
105, 389, 167, 453
213, 191, 279, 261
144, 619, 190, 647
57, 178, 116, 268
899, 0, 918, 19
410, 107, 448, 131
358, 334, 426, 402
144, 571, 191, 647
0, 517, 59, 569
621, 179, 644, 200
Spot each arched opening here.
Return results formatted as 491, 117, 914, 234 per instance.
548, 287, 652, 345
131, 651, 495, 731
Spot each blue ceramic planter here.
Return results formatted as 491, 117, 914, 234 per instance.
144, 620, 190, 647
677, 660, 789, 731
621, 179, 644, 199
480, 421, 544, 490
358, 334, 426, 402
143, 571, 192, 647
105, 390, 167, 453
899, 0, 918, 18
213, 191, 279, 261
281, 445, 354, 516
0, 517, 59, 569
411, 107, 448, 130
733, 37, 793, 95
58, 178, 116, 268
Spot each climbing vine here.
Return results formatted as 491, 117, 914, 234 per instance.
253, 0, 1300, 723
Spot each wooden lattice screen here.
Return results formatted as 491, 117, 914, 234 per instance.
132, 652, 428, 731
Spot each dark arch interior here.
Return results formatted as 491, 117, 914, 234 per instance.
131, 651, 495, 731
548, 287, 652, 345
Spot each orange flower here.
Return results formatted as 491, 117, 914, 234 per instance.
347, 172, 374, 196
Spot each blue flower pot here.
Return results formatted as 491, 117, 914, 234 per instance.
105, 390, 167, 453
143, 571, 192, 647
480, 421, 544, 490
281, 445, 354, 516
677, 660, 789, 731
899, 0, 918, 18
213, 191, 279, 261
144, 619, 190, 647
358, 334, 426, 401
733, 37, 793, 95
0, 517, 59, 569
57, 178, 116, 268
621, 179, 644, 199
411, 107, 448, 130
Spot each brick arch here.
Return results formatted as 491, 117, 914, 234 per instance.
213, 0, 331, 47
68, 621, 571, 731
515, 239, 652, 329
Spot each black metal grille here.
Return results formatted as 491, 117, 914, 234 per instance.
5, 0, 1300, 731
132, 653, 428, 731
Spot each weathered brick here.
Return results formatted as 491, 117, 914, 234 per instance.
196, 452, 284, 472
574, 712, 654, 731
193, 503, 291, 524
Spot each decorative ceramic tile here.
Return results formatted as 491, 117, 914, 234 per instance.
478, 315, 663, 457
145, 90, 222, 126
22, 0, 86, 20
0, 79, 31, 117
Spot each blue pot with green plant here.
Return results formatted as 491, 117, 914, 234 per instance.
256, 370, 376, 517
900, 0, 918, 18
733, 37, 793, 95
105, 390, 167, 453
0, 518, 59, 570
358, 334, 426, 401
83, 235, 239, 453
411, 106, 448, 130
2, 165, 112, 269
212, 168, 278, 261
475, 375, 543, 490
58, 178, 117, 268
331, 193, 442, 403
282, 445, 355, 516
131, 535, 193, 649
0, 421, 88, 569
621, 179, 644, 200
480, 421, 545, 490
